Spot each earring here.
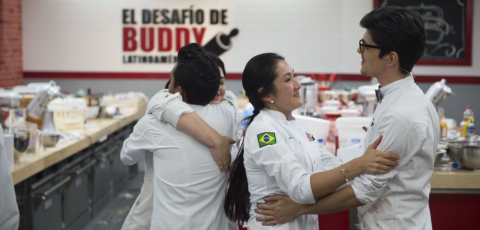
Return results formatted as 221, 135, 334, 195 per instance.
270, 100, 274, 104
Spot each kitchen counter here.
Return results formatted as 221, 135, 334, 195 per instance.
14, 100, 473, 188
431, 169, 480, 190
11, 99, 146, 185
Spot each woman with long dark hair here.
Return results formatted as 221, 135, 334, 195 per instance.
224, 53, 399, 229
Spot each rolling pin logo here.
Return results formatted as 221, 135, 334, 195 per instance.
203, 28, 239, 56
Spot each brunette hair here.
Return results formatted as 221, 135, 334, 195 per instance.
360, 6, 425, 73
206, 52, 226, 77
173, 43, 220, 105
224, 53, 284, 223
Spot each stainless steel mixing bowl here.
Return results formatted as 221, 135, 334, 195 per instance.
42, 134, 61, 147
447, 140, 480, 169
434, 149, 446, 167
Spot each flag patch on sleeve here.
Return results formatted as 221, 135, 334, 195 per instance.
257, 132, 277, 148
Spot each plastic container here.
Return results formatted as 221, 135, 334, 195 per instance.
467, 122, 475, 137
47, 97, 87, 130
317, 138, 324, 148
340, 109, 360, 117
440, 116, 448, 139
461, 121, 468, 137
463, 105, 474, 124
4, 133, 14, 171
292, 114, 330, 142
335, 117, 372, 148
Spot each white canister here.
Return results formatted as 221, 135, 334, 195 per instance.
4, 133, 14, 171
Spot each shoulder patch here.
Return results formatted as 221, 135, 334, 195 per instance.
306, 132, 315, 141
257, 132, 277, 148
227, 101, 234, 106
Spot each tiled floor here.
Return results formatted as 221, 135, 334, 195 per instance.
83, 164, 144, 230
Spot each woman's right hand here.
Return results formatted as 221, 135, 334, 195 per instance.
357, 135, 399, 175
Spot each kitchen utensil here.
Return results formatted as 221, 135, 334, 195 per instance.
297, 76, 318, 116
447, 140, 480, 169
435, 149, 446, 167
326, 73, 337, 88
319, 90, 334, 102
41, 133, 61, 147
425, 79, 453, 110
0, 90, 22, 108
14, 129, 29, 160
4, 133, 14, 171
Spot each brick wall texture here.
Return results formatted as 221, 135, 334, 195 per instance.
0, 0, 23, 88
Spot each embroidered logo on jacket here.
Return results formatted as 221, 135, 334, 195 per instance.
306, 132, 315, 141
227, 101, 234, 106
257, 132, 276, 148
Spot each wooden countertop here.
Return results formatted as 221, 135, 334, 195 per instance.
11, 100, 146, 185
12, 100, 479, 190
431, 169, 480, 190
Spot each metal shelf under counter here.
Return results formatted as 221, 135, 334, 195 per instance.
12, 99, 146, 230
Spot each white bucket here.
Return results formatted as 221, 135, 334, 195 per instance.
292, 114, 330, 142
335, 117, 371, 148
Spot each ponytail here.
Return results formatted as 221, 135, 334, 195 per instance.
224, 52, 284, 224
224, 109, 260, 224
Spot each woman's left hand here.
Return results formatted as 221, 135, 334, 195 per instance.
254, 195, 302, 226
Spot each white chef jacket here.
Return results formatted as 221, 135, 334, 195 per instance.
244, 109, 341, 230
121, 91, 194, 230
0, 125, 20, 230
120, 153, 154, 230
350, 75, 440, 230
120, 90, 238, 230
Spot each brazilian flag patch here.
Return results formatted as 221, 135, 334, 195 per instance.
227, 101, 233, 106
257, 132, 277, 148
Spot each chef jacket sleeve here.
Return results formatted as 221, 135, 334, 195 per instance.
0, 127, 19, 230
223, 90, 242, 139
120, 116, 166, 166
318, 146, 342, 171
246, 123, 315, 204
146, 89, 194, 128
350, 111, 424, 204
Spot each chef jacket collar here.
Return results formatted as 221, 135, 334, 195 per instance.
379, 74, 414, 101
263, 108, 296, 124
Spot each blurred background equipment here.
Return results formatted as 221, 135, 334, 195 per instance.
425, 78, 453, 110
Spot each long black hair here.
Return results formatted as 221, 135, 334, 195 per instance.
224, 53, 284, 223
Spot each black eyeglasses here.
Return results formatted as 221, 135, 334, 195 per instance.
359, 39, 382, 53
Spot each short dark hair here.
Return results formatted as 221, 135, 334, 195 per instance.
206, 52, 226, 77
224, 53, 284, 223
360, 6, 425, 72
173, 43, 220, 105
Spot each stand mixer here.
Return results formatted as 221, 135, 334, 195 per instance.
24, 81, 64, 147
425, 78, 453, 110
